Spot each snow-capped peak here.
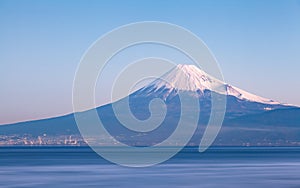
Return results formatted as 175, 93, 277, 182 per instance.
139, 64, 280, 105
149, 64, 220, 92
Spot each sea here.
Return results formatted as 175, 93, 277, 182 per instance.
1, 146, 300, 188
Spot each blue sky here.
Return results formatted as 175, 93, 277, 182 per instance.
1, 0, 300, 124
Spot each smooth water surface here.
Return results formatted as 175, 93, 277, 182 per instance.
1, 147, 300, 188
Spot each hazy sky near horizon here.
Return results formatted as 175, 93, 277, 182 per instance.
1, 0, 300, 124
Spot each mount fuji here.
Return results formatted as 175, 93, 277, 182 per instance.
0, 64, 299, 146
138, 64, 279, 105
128, 64, 289, 121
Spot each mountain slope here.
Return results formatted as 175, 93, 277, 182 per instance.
225, 108, 300, 127
138, 64, 280, 105
132, 64, 290, 119
0, 64, 297, 146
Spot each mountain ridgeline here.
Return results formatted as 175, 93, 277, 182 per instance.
1, 64, 299, 146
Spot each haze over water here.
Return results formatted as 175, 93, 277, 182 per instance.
1, 147, 300, 188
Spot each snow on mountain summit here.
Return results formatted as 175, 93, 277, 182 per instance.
138, 64, 280, 105
149, 64, 221, 92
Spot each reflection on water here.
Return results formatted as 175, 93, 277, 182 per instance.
1, 147, 300, 188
